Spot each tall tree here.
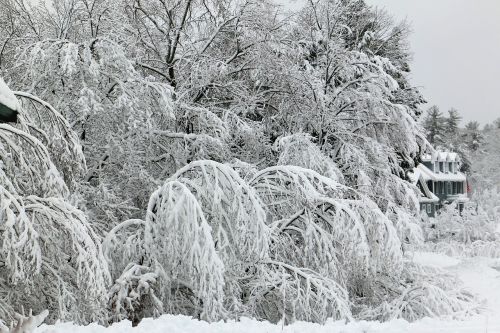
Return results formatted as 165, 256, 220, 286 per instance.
423, 105, 445, 146
445, 108, 462, 136
463, 120, 482, 152
0, 78, 110, 323
471, 129, 500, 189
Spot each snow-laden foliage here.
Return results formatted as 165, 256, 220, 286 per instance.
107, 162, 357, 323
0, 309, 48, 333
251, 259, 352, 323
12, 36, 175, 234
107, 263, 162, 325
105, 159, 442, 324
421, 191, 500, 259
169, 161, 269, 266
0, 0, 477, 327
0, 82, 109, 323
145, 181, 225, 321
426, 203, 497, 244
14, 92, 86, 190
250, 164, 404, 312
360, 262, 477, 322
276, 134, 343, 182
471, 129, 500, 189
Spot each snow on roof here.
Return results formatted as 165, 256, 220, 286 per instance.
417, 164, 466, 182
408, 168, 439, 202
447, 152, 458, 161
0, 77, 19, 112
422, 151, 460, 163
419, 193, 439, 203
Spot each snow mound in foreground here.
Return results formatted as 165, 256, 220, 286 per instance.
35, 314, 500, 333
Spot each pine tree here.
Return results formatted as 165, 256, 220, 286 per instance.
423, 106, 445, 146
445, 108, 462, 136
463, 121, 482, 152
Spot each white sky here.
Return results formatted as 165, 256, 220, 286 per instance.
276, 0, 500, 125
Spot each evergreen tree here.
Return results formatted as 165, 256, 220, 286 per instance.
483, 123, 494, 132
423, 106, 445, 146
470, 129, 500, 189
463, 121, 482, 152
445, 108, 462, 136
494, 118, 500, 129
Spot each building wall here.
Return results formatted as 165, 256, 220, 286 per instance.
431, 181, 466, 203
420, 202, 436, 217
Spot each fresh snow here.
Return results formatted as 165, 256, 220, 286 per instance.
0, 77, 19, 111
409, 251, 460, 269
35, 252, 500, 333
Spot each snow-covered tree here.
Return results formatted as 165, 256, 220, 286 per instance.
0, 79, 110, 323
470, 129, 500, 189
463, 121, 482, 152
422, 106, 445, 146
0, 0, 477, 326
445, 108, 462, 136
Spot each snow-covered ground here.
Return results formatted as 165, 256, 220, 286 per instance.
36, 252, 500, 333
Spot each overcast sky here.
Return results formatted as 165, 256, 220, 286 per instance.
278, 0, 500, 125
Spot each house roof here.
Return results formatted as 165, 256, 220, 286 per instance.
422, 151, 460, 163
416, 164, 466, 182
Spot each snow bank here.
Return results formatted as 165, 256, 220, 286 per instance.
410, 251, 460, 268
0, 77, 19, 111
35, 314, 500, 333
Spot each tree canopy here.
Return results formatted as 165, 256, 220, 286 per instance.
0, 0, 475, 326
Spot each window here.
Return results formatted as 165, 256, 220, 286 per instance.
441, 182, 445, 194
439, 162, 444, 173
452, 182, 457, 195
447, 182, 452, 194
448, 162, 453, 173
427, 204, 432, 214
